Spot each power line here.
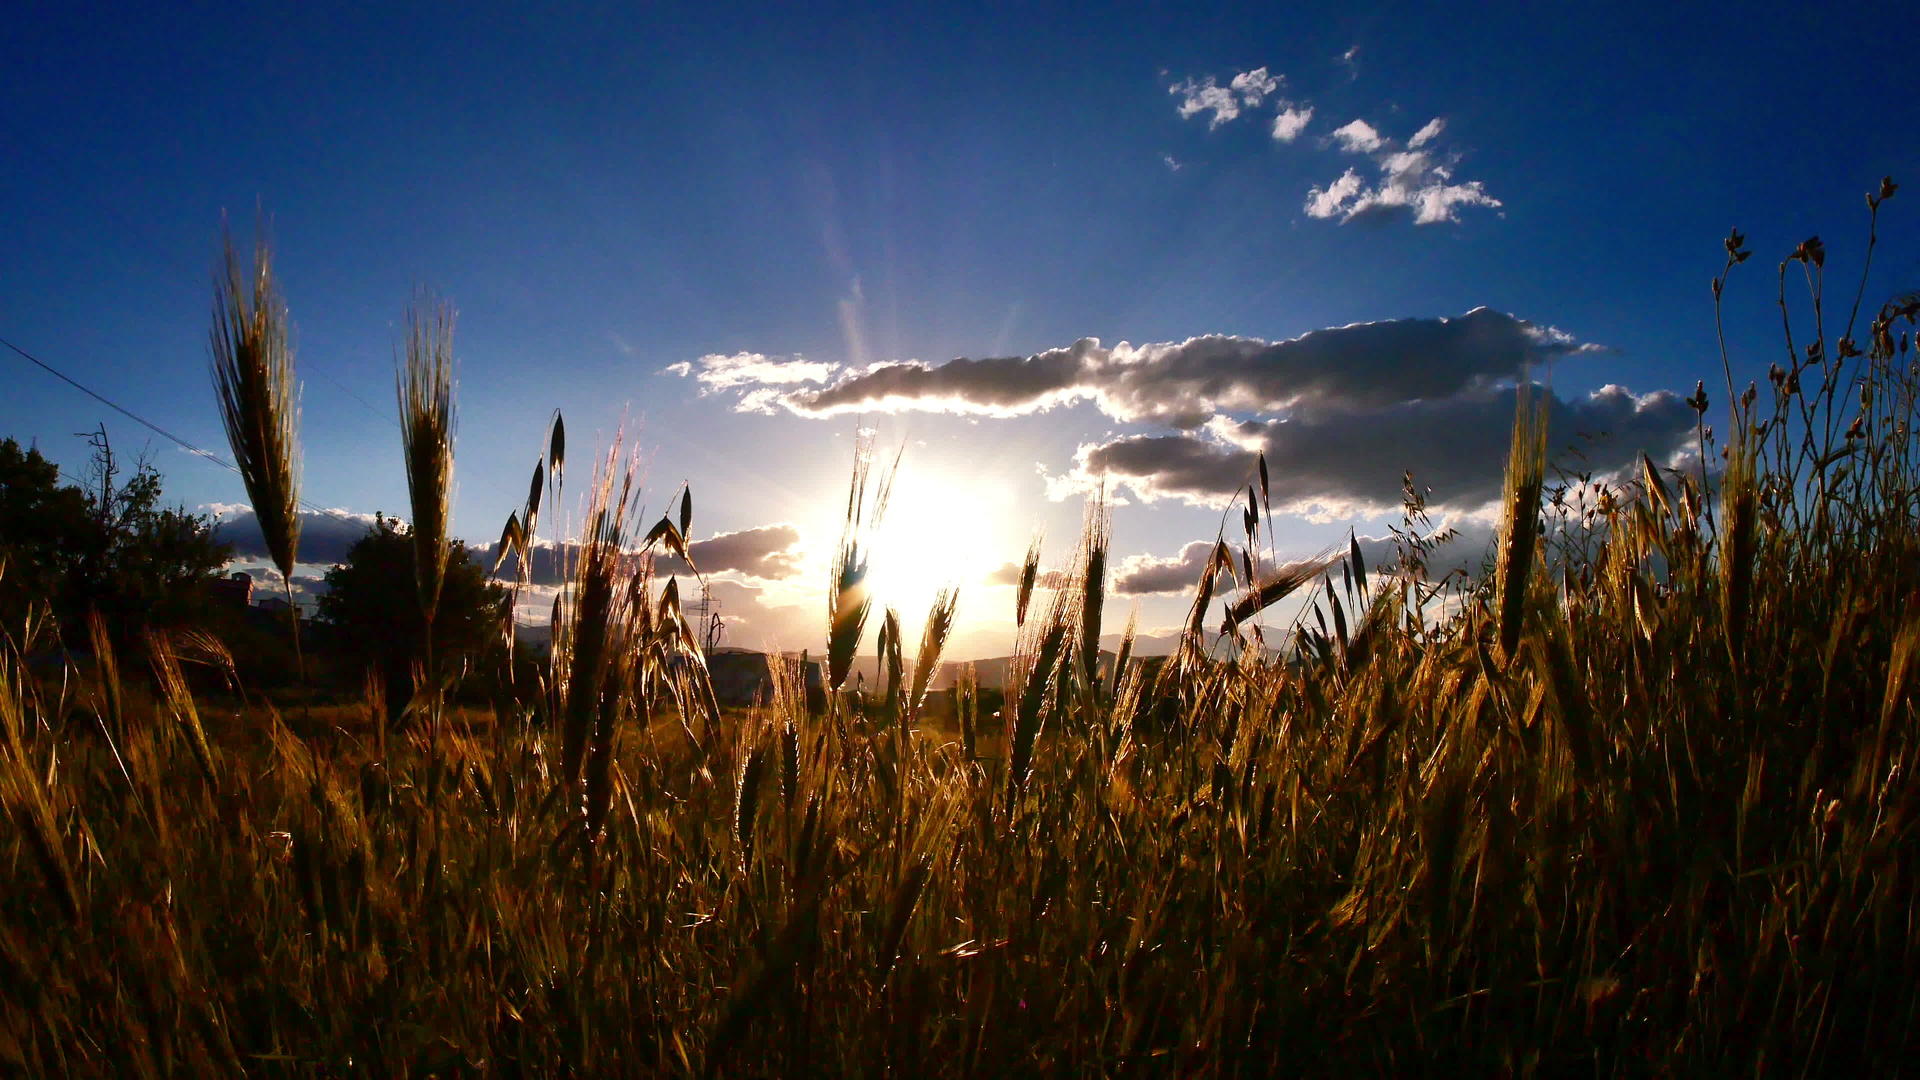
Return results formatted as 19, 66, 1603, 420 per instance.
2, 334, 238, 476
314, 363, 402, 431
1, 333, 371, 527
5, 133, 399, 436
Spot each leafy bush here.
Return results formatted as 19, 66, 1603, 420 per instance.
0, 434, 229, 650
314, 514, 511, 723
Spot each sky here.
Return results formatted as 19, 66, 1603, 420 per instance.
3, 3, 1916, 658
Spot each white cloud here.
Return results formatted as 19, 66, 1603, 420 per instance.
1408, 116, 1446, 149
1229, 66, 1281, 106
1114, 540, 1217, 595
1409, 178, 1501, 225
1331, 119, 1385, 153
1306, 168, 1366, 219
1171, 66, 1283, 128
667, 351, 840, 399
1160, 67, 1488, 225
1306, 117, 1500, 226
1171, 76, 1243, 128
1270, 104, 1314, 142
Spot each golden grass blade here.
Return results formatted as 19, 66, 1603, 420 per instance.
491, 512, 522, 577
559, 445, 639, 795
1493, 383, 1549, 663
1015, 531, 1043, 629
1883, 599, 1920, 729
908, 587, 958, 718
876, 855, 933, 982
398, 296, 457, 623
1224, 551, 1341, 627
209, 227, 302, 583
1007, 610, 1069, 808
0, 656, 82, 922
735, 743, 769, 873
1719, 430, 1758, 669
548, 410, 566, 493
1110, 609, 1136, 701
879, 606, 904, 717
146, 632, 219, 788
827, 432, 894, 691
1077, 497, 1110, 689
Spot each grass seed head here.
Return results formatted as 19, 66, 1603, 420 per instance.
1077, 497, 1110, 689
209, 227, 302, 582
398, 296, 457, 623
736, 743, 769, 872
1493, 384, 1549, 662
909, 587, 958, 718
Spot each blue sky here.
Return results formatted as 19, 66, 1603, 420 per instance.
3, 3, 1915, 655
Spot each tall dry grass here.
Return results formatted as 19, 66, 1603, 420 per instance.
0, 184, 1917, 1075
209, 228, 304, 670
398, 296, 457, 631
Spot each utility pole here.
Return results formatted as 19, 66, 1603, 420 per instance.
695, 581, 725, 652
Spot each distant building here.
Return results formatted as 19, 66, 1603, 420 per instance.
208, 571, 254, 608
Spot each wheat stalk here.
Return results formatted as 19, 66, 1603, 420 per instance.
908, 587, 958, 719
1493, 383, 1549, 663
1077, 497, 1110, 691
398, 296, 457, 626
827, 432, 896, 692
209, 227, 305, 671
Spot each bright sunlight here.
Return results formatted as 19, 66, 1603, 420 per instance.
862, 457, 1013, 624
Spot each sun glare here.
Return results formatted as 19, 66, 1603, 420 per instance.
859, 461, 1011, 625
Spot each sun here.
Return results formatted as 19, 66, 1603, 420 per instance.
858, 460, 1013, 626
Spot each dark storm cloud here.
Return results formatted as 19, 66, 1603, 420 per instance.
670, 524, 804, 579
213, 507, 380, 566
1063, 384, 1695, 514
794, 340, 1097, 418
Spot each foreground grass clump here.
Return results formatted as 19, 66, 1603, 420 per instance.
2, 191, 1919, 1075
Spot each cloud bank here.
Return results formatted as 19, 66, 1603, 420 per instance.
702, 308, 1594, 429
484, 523, 806, 586
1114, 540, 1217, 595
1056, 384, 1694, 514
213, 506, 381, 566
215, 506, 803, 587
664, 351, 840, 412
1115, 516, 1498, 604
678, 306, 1689, 516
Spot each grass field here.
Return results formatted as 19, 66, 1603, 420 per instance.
3, 198, 1919, 1075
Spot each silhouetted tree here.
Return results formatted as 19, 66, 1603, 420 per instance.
0, 433, 230, 647
314, 514, 510, 721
